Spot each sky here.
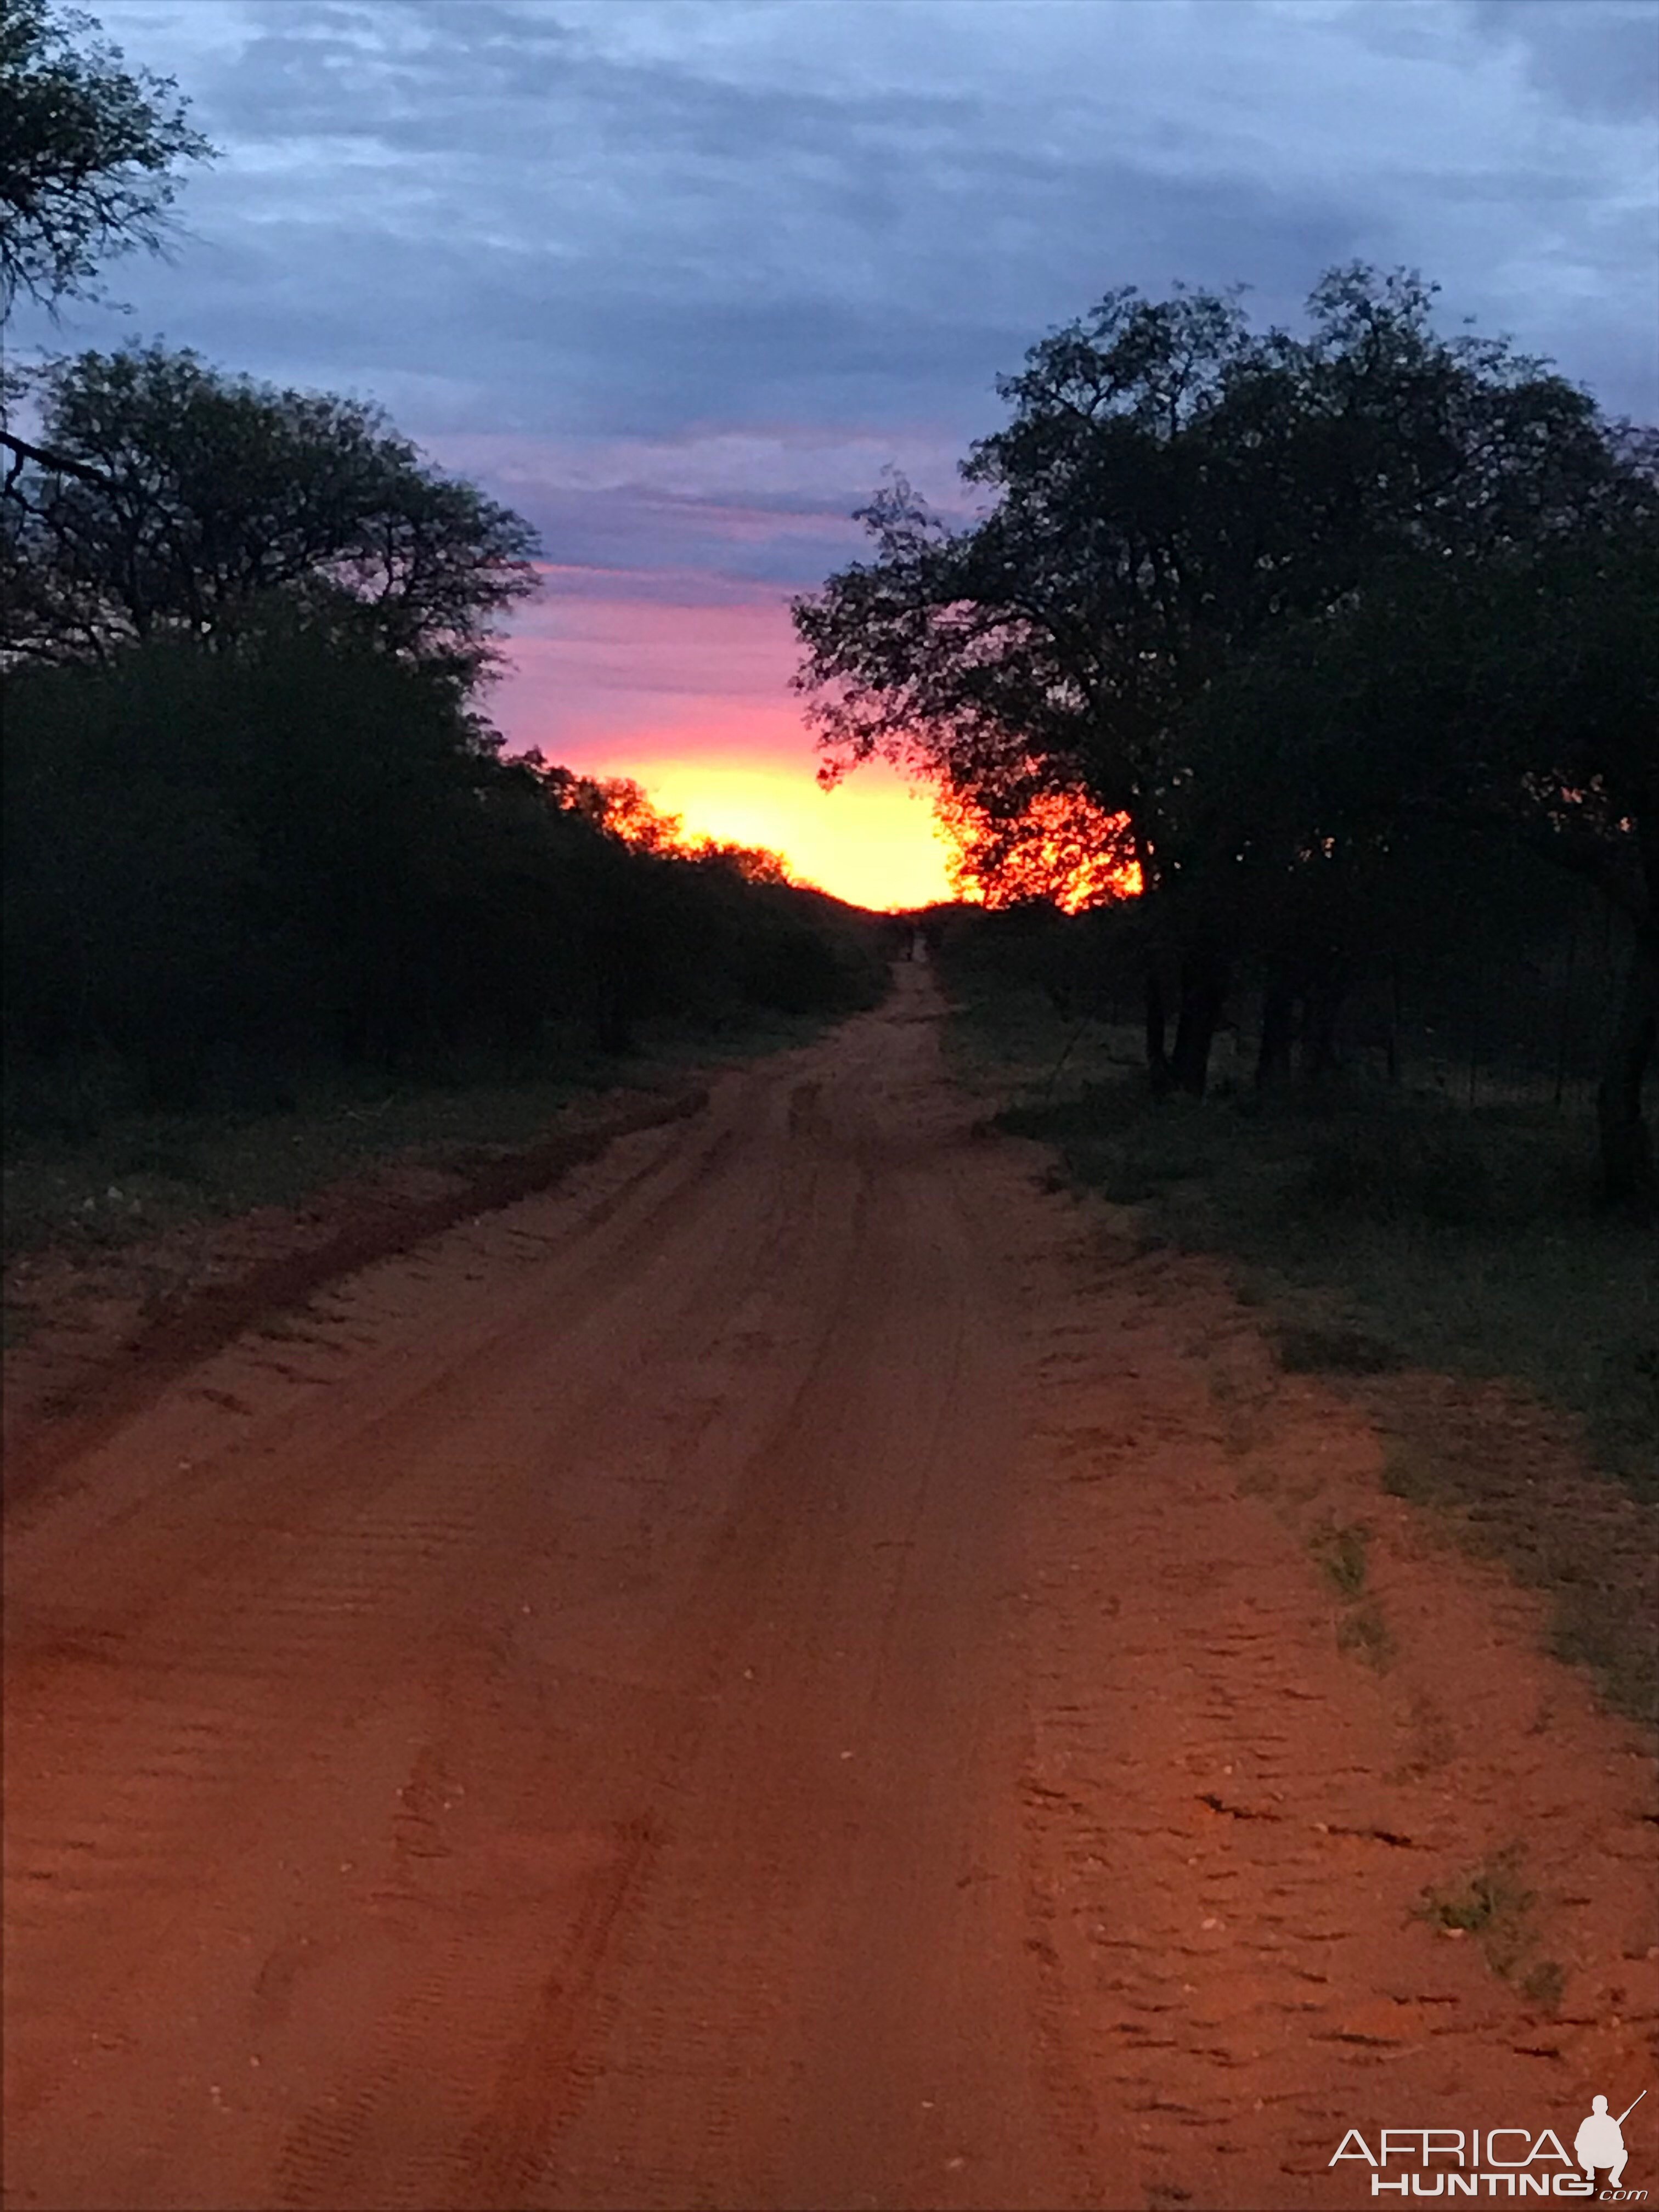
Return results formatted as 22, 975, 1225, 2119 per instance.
13, 0, 1657, 908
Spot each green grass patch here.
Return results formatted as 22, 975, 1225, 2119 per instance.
1519, 1959, 1567, 2013
1415, 1846, 1532, 1945
1335, 1603, 1396, 1671
1312, 1522, 1396, 1669
1413, 1846, 1562, 2006
945, 969, 1656, 1503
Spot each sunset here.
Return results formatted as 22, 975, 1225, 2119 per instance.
7, 2, 1649, 917
4, 3, 1654, 2209
490, 577, 956, 905
625, 756, 952, 911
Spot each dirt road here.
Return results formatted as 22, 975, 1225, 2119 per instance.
5, 967, 1655, 2211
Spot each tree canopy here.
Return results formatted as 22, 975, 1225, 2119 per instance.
2, 345, 541, 686
794, 264, 1657, 1198
0, 2, 884, 1156
797, 268, 1627, 898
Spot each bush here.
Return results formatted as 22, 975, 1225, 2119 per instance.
1300, 1121, 1499, 1230
2, 628, 889, 1129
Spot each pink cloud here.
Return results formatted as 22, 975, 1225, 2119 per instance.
493, 594, 813, 751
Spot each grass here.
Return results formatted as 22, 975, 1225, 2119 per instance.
946, 971, 1657, 1502
1414, 1846, 1531, 1943
1310, 1521, 1397, 1669
1334, 1604, 1396, 1671
1378, 1440, 1440, 1508
1206, 1365, 1271, 1459
1413, 1846, 1565, 2008
1316, 1522, 1371, 1599
1275, 1324, 1403, 1376
944, 953, 1659, 1724
1381, 1432, 1658, 1727
1519, 1959, 1568, 2012
1, 1004, 839, 1273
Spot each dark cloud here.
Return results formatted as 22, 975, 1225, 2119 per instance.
1463, 0, 1658, 123
499, 485, 877, 596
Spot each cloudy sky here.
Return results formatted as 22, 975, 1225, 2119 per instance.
16, 0, 1657, 905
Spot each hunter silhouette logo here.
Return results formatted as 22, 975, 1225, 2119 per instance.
1331, 2089, 1647, 2197
1576, 2093, 1644, 2193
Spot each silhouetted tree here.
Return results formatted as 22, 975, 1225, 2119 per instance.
937, 774, 1139, 912
1176, 482, 1659, 1200
3, 619, 884, 1109
3, 346, 540, 683
0, 8, 887, 1143
795, 267, 1629, 1096
0, 0, 212, 315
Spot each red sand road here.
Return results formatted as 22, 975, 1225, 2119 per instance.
4, 964, 1655, 2211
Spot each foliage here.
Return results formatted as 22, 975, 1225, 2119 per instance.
543, 768, 793, 884
795, 269, 1622, 895
1314, 1522, 1370, 1598
796, 263, 1656, 1188
2, 345, 541, 687
2, 625, 887, 1119
1184, 505, 1659, 1196
942, 907, 1656, 1486
0, 0, 212, 314
0, 1, 865, 1171
944, 921, 1658, 1720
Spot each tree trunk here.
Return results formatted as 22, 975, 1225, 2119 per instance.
1386, 958, 1403, 1086
1256, 977, 1296, 1088
1170, 950, 1229, 1098
1596, 923, 1657, 1211
1144, 962, 1170, 1094
1300, 971, 1346, 1081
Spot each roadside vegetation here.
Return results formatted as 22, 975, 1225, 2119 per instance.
1, 633, 887, 1267
1414, 1846, 1565, 2013
1, 985, 864, 1278
2, 3, 887, 1276
938, 904, 1655, 1497
935, 900, 1658, 1721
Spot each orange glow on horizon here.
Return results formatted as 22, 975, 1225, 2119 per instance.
490, 596, 959, 909
578, 754, 957, 912
493, 596, 1138, 914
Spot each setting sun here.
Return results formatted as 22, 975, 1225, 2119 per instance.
578, 754, 956, 911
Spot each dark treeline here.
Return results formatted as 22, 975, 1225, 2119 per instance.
3, 616, 885, 1132
1, 5, 884, 1142
928, 856, 1634, 1125
796, 269, 1658, 1206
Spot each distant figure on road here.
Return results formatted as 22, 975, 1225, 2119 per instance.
1575, 2093, 1634, 2188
